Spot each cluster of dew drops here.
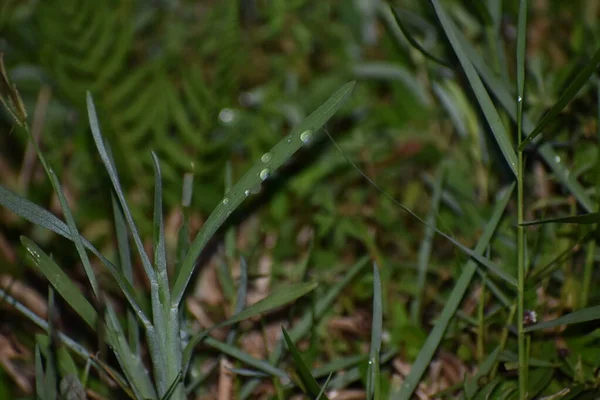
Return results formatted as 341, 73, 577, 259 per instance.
220, 129, 314, 208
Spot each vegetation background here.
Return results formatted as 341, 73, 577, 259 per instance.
1, 0, 600, 399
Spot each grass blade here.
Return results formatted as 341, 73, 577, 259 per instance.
453, 27, 594, 212
366, 264, 382, 400
315, 373, 333, 400
388, 5, 451, 67
112, 195, 140, 354
171, 81, 356, 306
282, 327, 329, 399
151, 152, 169, 301
21, 237, 98, 329
521, 212, 600, 226
412, 164, 444, 323
524, 305, 600, 332
325, 131, 517, 287
86, 92, 156, 285
183, 282, 319, 372
430, 0, 517, 176
0, 184, 148, 327
393, 183, 514, 400
518, 47, 600, 150
203, 336, 288, 379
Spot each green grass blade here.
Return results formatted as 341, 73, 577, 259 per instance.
151, 152, 169, 300
412, 164, 444, 323
227, 256, 249, 344
171, 81, 356, 306
203, 336, 288, 379
282, 327, 329, 399
35, 345, 45, 400
367, 264, 382, 400
21, 237, 98, 329
240, 257, 370, 398
325, 132, 517, 287
518, 46, 600, 151
159, 372, 182, 400
176, 171, 193, 275
0, 185, 148, 326
524, 305, 600, 332
393, 183, 514, 400
112, 195, 140, 355
388, 5, 451, 67
430, 0, 517, 176
521, 212, 600, 225
86, 92, 156, 285
182, 282, 319, 372
454, 29, 594, 212
315, 373, 333, 400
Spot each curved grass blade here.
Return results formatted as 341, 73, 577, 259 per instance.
21, 237, 98, 329
203, 336, 288, 379
366, 264, 382, 400
524, 305, 600, 333
0, 184, 150, 327
521, 212, 600, 226
171, 81, 356, 306
86, 92, 156, 285
324, 130, 517, 287
240, 257, 370, 399
182, 282, 318, 373
518, 46, 600, 151
388, 5, 451, 67
282, 327, 329, 399
393, 184, 514, 400
453, 27, 594, 212
430, 0, 517, 176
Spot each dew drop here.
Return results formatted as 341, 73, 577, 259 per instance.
286, 134, 292, 143
300, 129, 313, 144
259, 168, 270, 181
261, 152, 272, 163
554, 155, 561, 163
218, 108, 236, 125
222, 197, 230, 205
517, 96, 523, 103
244, 189, 251, 197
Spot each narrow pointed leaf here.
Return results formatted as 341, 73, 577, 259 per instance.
21, 237, 98, 329
171, 81, 356, 306
430, 0, 517, 176
366, 264, 382, 400
388, 5, 451, 67
518, 46, 600, 150
393, 184, 514, 400
521, 212, 600, 226
282, 327, 329, 399
524, 305, 600, 332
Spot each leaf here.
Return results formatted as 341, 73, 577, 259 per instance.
392, 184, 514, 400
366, 264, 382, 400
182, 282, 319, 373
388, 5, 451, 67
430, 0, 517, 176
282, 327, 329, 399
524, 305, 600, 332
521, 212, 600, 226
0, 184, 149, 327
21, 237, 98, 330
171, 81, 356, 306
518, 46, 600, 150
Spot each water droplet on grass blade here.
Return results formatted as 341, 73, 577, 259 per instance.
222, 198, 230, 205
244, 189, 251, 197
300, 129, 313, 144
555, 155, 561, 163
259, 168, 270, 181
261, 152, 272, 163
